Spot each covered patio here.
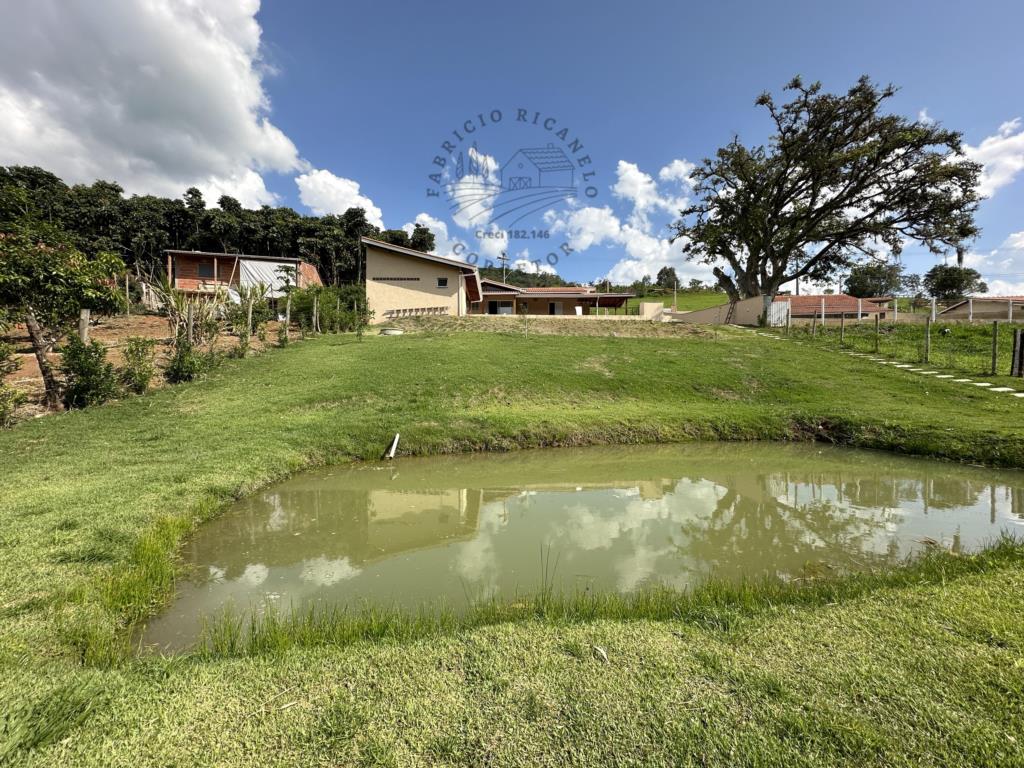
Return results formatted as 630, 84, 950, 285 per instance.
473, 280, 634, 316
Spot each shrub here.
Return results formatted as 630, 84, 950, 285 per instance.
0, 341, 25, 427
120, 336, 157, 394
290, 284, 369, 333
225, 284, 272, 337
0, 384, 24, 428
60, 336, 118, 408
164, 337, 210, 384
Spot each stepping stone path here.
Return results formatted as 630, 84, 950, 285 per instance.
758, 331, 1021, 401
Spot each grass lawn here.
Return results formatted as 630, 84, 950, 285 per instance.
616, 292, 727, 313
2, 319, 1023, 766
788, 320, 1024, 386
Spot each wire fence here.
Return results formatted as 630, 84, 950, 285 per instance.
787, 318, 1024, 381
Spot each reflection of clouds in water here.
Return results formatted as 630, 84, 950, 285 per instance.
546, 480, 724, 591
240, 563, 268, 586
453, 500, 507, 599
265, 492, 287, 532
207, 565, 226, 582
300, 556, 360, 586
551, 480, 722, 552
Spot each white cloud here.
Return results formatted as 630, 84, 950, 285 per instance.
0, 0, 305, 207
402, 212, 463, 257
295, 169, 384, 227
512, 253, 556, 275
611, 160, 688, 229
918, 108, 934, 125
961, 231, 1024, 295
658, 158, 697, 188
965, 118, 1024, 198
544, 158, 710, 285
550, 205, 623, 251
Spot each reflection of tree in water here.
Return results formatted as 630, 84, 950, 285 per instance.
676, 472, 923, 580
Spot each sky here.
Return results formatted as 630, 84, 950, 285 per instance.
1, 0, 1022, 291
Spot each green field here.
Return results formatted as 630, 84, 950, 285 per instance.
618, 291, 727, 313
789, 320, 1024, 385
2, 319, 1023, 766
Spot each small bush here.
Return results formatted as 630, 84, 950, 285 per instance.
290, 284, 369, 332
60, 336, 118, 409
164, 338, 211, 383
0, 384, 25, 428
0, 341, 24, 427
277, 323, 289, 347
0, 340, 19, 377
119, 336, 157, 394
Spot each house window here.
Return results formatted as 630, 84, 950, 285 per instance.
436, 277, 448, 288
487, 300, 515, 315
197, 261, 214, 279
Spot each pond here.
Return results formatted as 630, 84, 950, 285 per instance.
142, 443, 1024, 651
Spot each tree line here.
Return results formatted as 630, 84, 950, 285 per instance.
0, 166, 434, 284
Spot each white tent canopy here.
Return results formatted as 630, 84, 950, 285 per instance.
228, 258, 296, 302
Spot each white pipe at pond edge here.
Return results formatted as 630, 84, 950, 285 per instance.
385, 433, 400, 460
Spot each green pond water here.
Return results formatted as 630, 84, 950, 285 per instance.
142, 443, 1024, 650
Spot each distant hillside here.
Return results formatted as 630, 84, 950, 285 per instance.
478, 267, 572, 288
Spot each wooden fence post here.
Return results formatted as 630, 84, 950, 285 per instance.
78, 308, 90, 342
968, 298, 974, 323
991, 321, 999, 376
924, 316, 931, 364
930, 297, 937, 322
285, 293, 292, 341
1012, 329, 1024, 378
125, 274, 130, 315
840, 312, 846, 345
874, 313, 880, 353
820, 297, 826, 327
811, 311, 817, 338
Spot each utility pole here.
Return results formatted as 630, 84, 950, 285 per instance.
498, 251, 509, 282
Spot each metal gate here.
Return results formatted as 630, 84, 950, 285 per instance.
765, 300, 790, 327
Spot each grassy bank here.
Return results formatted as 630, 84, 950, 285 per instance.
1, 320, 1023, 765
788, 320, 1024, 385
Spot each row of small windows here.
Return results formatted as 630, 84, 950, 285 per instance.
372, 276, 449, 288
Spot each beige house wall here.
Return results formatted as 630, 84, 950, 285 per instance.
670, 296, 766, 325
941, 300, 1023, 320
365, 245, 465, 323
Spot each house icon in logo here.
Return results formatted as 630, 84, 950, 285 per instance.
500, 143, 575, 191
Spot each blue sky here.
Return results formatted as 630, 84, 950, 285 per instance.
2, 0, 1023, 290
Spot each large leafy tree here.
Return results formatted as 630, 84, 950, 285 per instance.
844, 262, 904, 298
923, 264, 987, 301
655, 266, 679, 290
0, 225, 123, 409
671, 77, 982, 303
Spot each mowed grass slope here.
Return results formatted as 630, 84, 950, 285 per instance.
1, 321, 1023, 766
